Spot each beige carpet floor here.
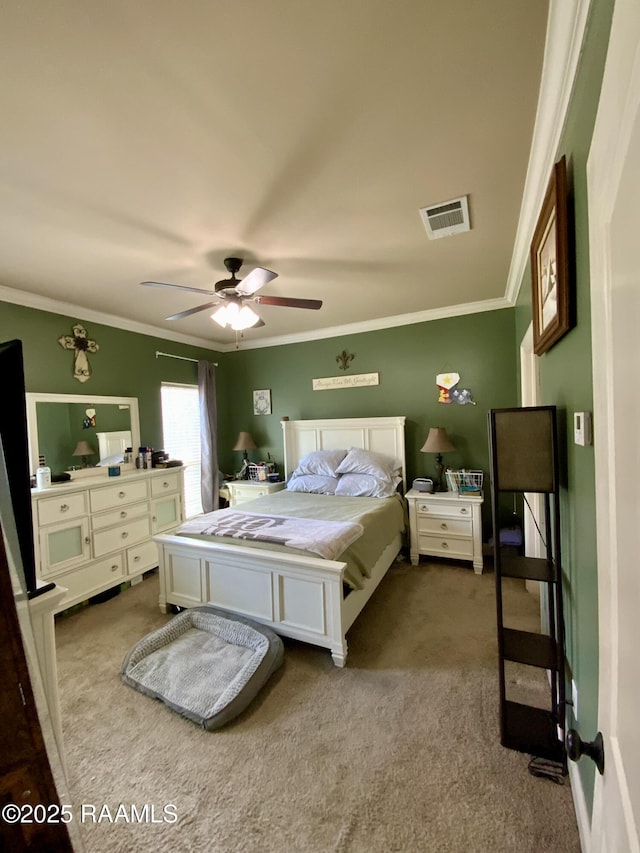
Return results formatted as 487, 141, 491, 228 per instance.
54, 558, 580, 853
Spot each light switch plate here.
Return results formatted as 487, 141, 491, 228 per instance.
574, 411, 592, 446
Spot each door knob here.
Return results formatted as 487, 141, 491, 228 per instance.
566, 729, 605, 775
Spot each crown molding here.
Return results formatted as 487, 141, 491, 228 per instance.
504, 0, 591, 305
0, 284, 221, 353
0, 282, 511, 353
217, 297, 512, 351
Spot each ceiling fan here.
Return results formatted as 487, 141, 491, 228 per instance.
141, 257, 322, 331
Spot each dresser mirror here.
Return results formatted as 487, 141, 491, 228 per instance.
26, 393, 140, 476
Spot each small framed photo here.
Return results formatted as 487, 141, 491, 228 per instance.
253, 389, 272, 415
531, 155, 572, 355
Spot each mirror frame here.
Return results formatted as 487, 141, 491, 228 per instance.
25, 393, 141, 475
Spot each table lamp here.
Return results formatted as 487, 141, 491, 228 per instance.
72, 440, 96, 468
420, 427, 455, 491
232, 432, 257, 479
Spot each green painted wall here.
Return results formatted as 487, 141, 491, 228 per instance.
222, 310, 518, 539
0, 301, 226, 452
1, 299, 518, 541
515, 0, 615, 814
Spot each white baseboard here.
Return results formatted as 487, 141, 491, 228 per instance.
568, 758, 591, 852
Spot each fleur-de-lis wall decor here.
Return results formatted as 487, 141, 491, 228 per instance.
336, 349, 355, 371
58, 324, 100, 383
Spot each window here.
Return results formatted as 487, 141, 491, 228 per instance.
160, 383, 202, 518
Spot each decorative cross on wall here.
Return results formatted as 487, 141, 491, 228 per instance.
58, 324, 100, 383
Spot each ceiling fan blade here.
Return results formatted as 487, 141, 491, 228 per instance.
255, 295, 323, 310
165, 301, 219, 321
235, 267, 278, 295
141, 280, 215, 296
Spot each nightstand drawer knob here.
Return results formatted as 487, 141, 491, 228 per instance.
440, 522, 448, 530
460, 508, 468, 514
441, 542, 449, 549
60, 503, 69, 512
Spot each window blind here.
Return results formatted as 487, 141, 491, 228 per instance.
160, 383, 203, 518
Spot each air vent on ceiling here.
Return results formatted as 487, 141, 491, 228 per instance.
419, 195, 471, 240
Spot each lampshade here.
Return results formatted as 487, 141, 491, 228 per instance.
232, 432, 257, 452
211, 301, 260, 331
420, 427, 455, 454
72, 440, 95, 457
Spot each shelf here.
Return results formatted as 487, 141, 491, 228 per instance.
502, 627, 558, 670
502, 701, 564, 762
489, 407, 566, 768
500, 555, 556, 583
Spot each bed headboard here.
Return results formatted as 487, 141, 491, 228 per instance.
96, 430, 132, 462
281, 416, 407, 491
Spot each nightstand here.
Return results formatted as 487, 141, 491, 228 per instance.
405, 489, 484, 574
226, 479, 285, 507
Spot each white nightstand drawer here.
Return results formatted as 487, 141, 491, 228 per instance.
90, 480, 149, 512
415, 499, 473, 519
417, 516, 472, 537
418, 534, 474, 559
38, 491, 87, 526
92, 500, 149, 531
151, 472, 180, 497
93, 516, 151, 558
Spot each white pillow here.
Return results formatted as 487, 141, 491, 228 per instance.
287, 474, 339, 495
292, 449, 347, 478
335, 447, 401, 479
335, 473, 401, 498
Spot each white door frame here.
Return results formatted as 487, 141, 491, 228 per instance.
587, 0, 640, 849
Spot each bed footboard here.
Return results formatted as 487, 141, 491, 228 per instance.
154, 534, 349, 666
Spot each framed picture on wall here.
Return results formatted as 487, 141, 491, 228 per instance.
253, 389, 272, 415
531, 155, 572, 355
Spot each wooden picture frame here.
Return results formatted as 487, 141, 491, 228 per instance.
531, 155, 571, 355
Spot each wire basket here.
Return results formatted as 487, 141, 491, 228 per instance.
446, 469, 484, 495
247, 462, 276, 482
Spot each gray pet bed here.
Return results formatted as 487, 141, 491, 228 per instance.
121, 606, 284, 730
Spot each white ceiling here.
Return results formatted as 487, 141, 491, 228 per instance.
0, 1, 552, 351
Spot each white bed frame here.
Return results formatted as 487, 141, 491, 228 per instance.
154, 416, 406, 666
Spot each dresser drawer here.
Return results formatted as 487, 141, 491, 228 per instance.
37, 491, 88, 526
418, 534, 474, 559
89, 480, 149, 512
56, 553, 124, 603
416, 516, 472, 537
415, 499, 474, 519
92, 516, 151, 558
127, 540, 159, 576
92, 500, 149, 531
151, 472, 180, 497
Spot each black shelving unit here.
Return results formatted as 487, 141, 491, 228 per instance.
488, 406, 566, 765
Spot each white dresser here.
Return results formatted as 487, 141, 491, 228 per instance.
31, 466, 184, 612
405, 489, 484, 574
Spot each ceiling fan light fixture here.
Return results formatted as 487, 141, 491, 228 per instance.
233, 304, 260, 330
210, 301, 260, 330
211, 304, 229, 327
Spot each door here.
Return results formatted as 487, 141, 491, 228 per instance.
588, 1, 640, 849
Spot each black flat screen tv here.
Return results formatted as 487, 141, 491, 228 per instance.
0, 339, 50, 598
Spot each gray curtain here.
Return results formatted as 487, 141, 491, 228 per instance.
198, 360, 219, 513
